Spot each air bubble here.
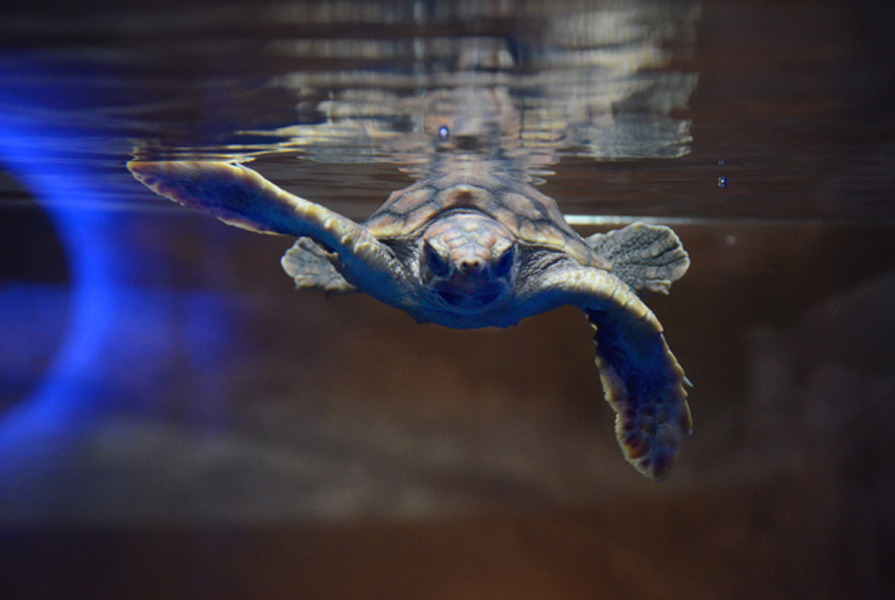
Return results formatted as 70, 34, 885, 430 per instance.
438, 125, 450, 140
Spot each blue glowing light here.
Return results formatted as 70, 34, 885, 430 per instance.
0, 86, 235, 516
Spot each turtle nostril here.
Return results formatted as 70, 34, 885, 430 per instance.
460, 260, 482, 273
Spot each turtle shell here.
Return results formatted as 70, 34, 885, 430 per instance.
363, 165, 609, 269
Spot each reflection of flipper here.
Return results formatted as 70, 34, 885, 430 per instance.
585, 223, 689, 295
541, 266, 691, 480
282, 237, 357, 293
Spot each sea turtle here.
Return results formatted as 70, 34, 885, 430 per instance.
128, 159, 693, 480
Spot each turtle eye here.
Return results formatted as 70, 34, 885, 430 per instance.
492, 246, 515, 277
425, 243, 450, 277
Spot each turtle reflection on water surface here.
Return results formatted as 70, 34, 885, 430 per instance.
128, 159, 693, 480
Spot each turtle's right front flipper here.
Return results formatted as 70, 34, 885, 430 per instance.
128, 161, 399, 294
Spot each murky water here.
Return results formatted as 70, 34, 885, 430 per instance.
2, 1, 894, 598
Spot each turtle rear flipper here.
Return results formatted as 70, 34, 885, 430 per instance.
282, 237, 357, 293
585, 223, 689, 295
540, 265, 691, 480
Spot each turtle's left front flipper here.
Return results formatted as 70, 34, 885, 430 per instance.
128, 160, 399, 294
541, 266, 692, 480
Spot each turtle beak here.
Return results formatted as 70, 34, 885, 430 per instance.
437, 286, 503, 309
437, 261, 508, 309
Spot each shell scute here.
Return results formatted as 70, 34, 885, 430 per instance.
389, 186, 435, 216
498, 191, 545, 222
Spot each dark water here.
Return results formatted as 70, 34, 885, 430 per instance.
2, 1, 895, 598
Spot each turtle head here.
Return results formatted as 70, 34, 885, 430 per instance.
419, 212, 518, 311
